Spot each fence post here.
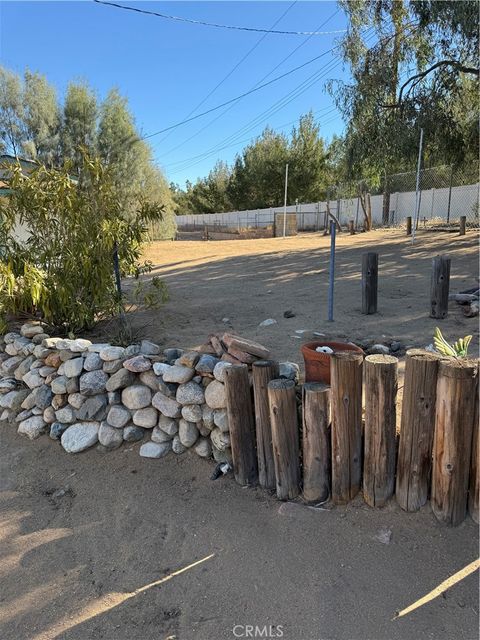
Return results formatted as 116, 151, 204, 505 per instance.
459, 215, 467, 235
396, 349, 440, 511
430, 255, 451, 319
361, 252, 378, 315
349, 219, 355, 235
363, 355, 398, 507
432, 359, 478, 526
446, 165, 453, 223
406, 216, 412, 235
268, 379, 301, 500
224, 365, 258, 486
302, 383, 330, 503
252, 360, 279, 490
327, 220, 336, 321
331, 352, 363, 504
469, 388, 479, 524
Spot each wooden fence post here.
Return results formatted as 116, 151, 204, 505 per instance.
468, 385, 479, 524
432, 359, 478, 526
224, 364, 258, 486
362, 252, 378, 315
302, 383, 330, 503
252, 360, 279, 490
331, 352, 363, 503
459, 215, 466, 235
363, 355, 398, 507
406, 216, 412, 235
349, 219, 355, 235
396, 350, 441, 511
430, 255, 450, 319
267, 379, 301, 500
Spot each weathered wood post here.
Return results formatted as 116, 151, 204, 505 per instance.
363, 355, 398, 507
331, 352, 363, 503
349, 219, 355, 235
459, 215, 466, 235
468, 386, 479, 524
267, 379, 301, 500
432, 359, 478, 526
406, 216, 412, 235
224, 364, 258, 486
302, 383, 330, 503
362, 252, 378, 314
396, 349, 441, 511
252, 360, 279, 490
430, 255, 450, 319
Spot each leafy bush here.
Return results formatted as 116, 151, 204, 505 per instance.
0, 153, 166, 333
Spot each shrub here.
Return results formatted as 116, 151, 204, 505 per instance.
0, 153, 166, 333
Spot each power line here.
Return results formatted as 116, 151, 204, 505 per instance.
156, 1, 298, 148
93, 0, 347, 36
156, 8, 340, 158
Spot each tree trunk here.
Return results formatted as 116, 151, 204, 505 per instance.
302, 382, 330, 503
252, 360, 279, 490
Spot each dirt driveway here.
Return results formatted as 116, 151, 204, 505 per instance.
0, 229, 478, 640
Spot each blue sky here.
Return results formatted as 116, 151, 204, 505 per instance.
1, 1, 350, 186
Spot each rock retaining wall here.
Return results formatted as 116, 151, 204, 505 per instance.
0, 323, 246, 464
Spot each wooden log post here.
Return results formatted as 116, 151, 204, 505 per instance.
224, 364, 258, 486
459, 215, 466, 235
396, 350, 441, 511
432, 359, 478, 526
361, 252, 379, 315
349, 219, 355, 235
330, 352, 363, 504
267, 379, 301, 500
406, 216, 412, 236
302, 383, 330, 503
468, 384, 479, 523
430, 255, 451, 319
363, 355, 398, 507
252, 360, 279, 490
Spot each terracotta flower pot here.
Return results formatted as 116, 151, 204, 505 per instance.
301, 341, 364, 384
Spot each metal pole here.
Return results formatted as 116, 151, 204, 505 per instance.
282, 163, 289, 237
327, 220, 336, 322
446, 165, 453, 223
412, 128, 424, 243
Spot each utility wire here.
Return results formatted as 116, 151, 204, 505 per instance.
156, 1, 298, 147
156, 8, 340, 158
93, 0, 347, 36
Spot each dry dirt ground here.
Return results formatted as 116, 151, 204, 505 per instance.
1, 230, 479, 640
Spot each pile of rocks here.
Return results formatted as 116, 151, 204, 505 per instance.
0, 324, 299, 468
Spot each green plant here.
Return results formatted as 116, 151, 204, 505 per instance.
433, 327, 473, 357
0, 152, 167, 333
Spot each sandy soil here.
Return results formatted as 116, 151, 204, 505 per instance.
1, 229, 478, 640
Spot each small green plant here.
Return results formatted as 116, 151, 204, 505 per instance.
434, 327, 472, 357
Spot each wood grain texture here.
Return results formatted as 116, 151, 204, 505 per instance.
224, 364, 258, 486
430, 255, 451, 319
406, 216, 412, 236
432, 359, 478, 526
268, 379, 301, 500
302, 382, 331, 503
396, 349, 441, 511
330, 351, 363, 504
361, 252, 379, 315
468, 382, 479, 523
459, 215, 466, 235
363, 355, 398, 507
252, 360, 279, 490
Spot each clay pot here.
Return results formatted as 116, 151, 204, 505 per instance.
301, 341, 364, 384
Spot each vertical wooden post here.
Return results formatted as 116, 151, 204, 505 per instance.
432, 359, 478, 526
363, 355, 398, 507
224, 364, 258, 486
267, 379, 301, 500
349, 219, 355, 235
362, 252, 378, 315
252, 360, 279, 490
396, 350, 441, 511
302, 383, 330, 503
331, 352, 363, 504
468, 384, 479, 524
430, 255, 451, 319
459, 215, 466, 235
406, 216, 412, 235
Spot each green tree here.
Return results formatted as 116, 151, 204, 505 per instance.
0, 67, 25, 156
61, 82, 98, 171
22, 70, 60, 164
289, 112, 328, 202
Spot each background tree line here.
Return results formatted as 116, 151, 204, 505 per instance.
0, 67, 176, 238
171, 0, 478, 215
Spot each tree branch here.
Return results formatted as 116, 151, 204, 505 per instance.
382, 60, 479, 108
